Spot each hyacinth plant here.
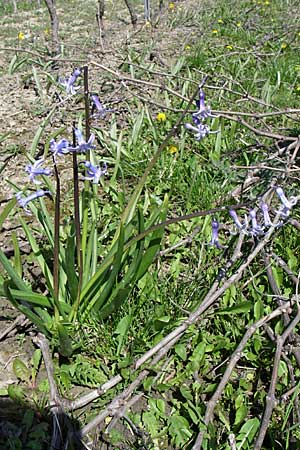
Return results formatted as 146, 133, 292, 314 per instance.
0, 66, 168, 356
1, 69, 296, 358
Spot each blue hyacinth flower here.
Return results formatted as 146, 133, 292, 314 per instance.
16, 189, 51, 214
193, 89, 218, 121
209, 219, 223, 249
80, 161, 107, 184
91, 94, 114, 119
50, 138, 70, 158
70, 129, 95, 153
59, 68, 81, 95
25, 159, 52, 185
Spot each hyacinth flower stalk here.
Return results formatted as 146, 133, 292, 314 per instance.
185, 88, 219, 141
70, 65, 92, 322
71, 125, 83, 322
52, 155, 61, 318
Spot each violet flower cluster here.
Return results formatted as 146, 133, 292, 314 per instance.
59, 68, 81, 95
209, 187, 298, 249
59, 69, 113, 122
185, 88, 219, 141
91, 94, 114, 119
16, 128, 107, 214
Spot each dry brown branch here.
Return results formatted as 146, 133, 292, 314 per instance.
74, 335, 179, 440
254, 300, 300, 449
0, 314, 30, 341
271, 252, 299, 285
43, 0, 60, 56
32, 332, 64, 450
191, 301, 293, 450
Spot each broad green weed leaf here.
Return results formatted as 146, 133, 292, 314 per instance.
175, 343, 187, 361
237, 417, 260, 449
57, 323, 73, 357
217, 301, 252, 315
8, 385, 25, 401
13, 358, 30, 382
234, 404, 248, 426
32, 349, 42, 373
168, 414, 192, 447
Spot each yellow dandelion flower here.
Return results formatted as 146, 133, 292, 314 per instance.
265, 0, 270, 4
185, 44, 191, 50
281, 42, 287, 49
156, 112, 166, 122
168, 145, 178, 154
226, 44, 233, 50
212, 29, 218, 34
236, 22, 241, 27
295, 86, 300, 91
169, 2, 175, 9
18, 32, 25, 40
217, 19, 223, 24
44, 28, 50, 35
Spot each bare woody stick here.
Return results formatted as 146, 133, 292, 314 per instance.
43, 0, 60, 56
191, 301, 293, 450
254, 300, 300, 450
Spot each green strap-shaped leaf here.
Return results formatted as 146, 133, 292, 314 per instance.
82, 223, 125, 318
0, 197, 17, 230
0, 284, 51, 307
19, 217, 54, 294
0, 249, 30, 292
3, 281, 48, 335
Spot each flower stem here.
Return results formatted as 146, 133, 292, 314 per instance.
52, 155, 61, 321
71, 126, 83, 322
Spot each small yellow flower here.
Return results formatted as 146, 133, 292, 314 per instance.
217, 19, 223, 24
156, 112, 166, 122
295, 86, 300, 92
145, 20, 151, 28
169, 2, 175, 9
281, 42, 287, 49
236, 22, 241, 27
226, 44, 233, 50
168, 145, 178, 154
185, 44, 191, 50
18, 32, 25, 40
212, 29, 218, 34
265, 0, 270, 4
43, 28, 49, 35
